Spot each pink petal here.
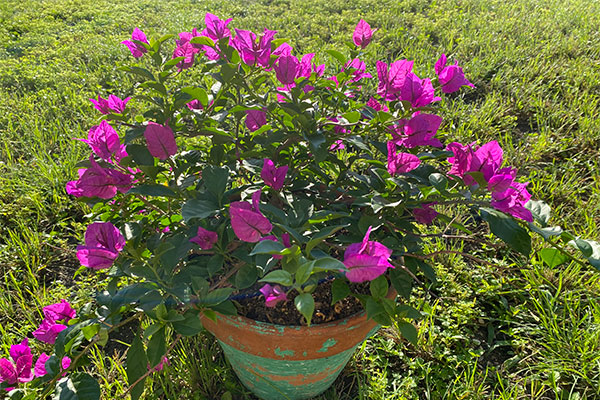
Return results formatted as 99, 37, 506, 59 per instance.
353, 19, 373, 48
43, 299, 76, 323
343, 254, 394, 283
190, 227, 218, 250
0, 358, 17, 385
274, 55, 299, 85
34, 353, 50, 378
245, 109, 267, 132
230, 206, 272, 243
144, 122, 177, 160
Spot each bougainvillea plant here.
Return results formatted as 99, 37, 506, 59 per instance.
2, 16, 599, 399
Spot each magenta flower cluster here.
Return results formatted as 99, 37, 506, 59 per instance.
65, 14, 533, 314
33, 299, 76, 344
0, 300, 75, 392
76, 222, 125, 270
446, 140, 533, 221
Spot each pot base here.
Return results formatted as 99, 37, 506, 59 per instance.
217, 325, 378, 399
202, 311, 382, 400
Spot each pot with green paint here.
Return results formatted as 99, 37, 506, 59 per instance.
201, 307, 382, 399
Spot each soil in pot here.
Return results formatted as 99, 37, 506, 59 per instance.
234, 280, 369, 326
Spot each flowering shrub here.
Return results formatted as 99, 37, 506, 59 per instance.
2, 15, 599, 399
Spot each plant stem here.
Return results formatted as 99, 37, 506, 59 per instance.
39, 312, 143, 397
122, 334, 183, 396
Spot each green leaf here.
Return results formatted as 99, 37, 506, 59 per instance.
157, 34, 175, 44
190, 36, 215, 47
143, 323, 163, 340
313, 257, 346, 271
207, 254, 225, 277
389, 268, 413, 300
396, 305, 422, 320
369, 276, 388, 300
81, 324, 100, 341
308, 133, 327, 163
146, 327, 166, 368
397, 321, 418, 345
172, 310, 204, 336
428, 173, 448, 191
203, 165, 229, 201
295, 260, 315, 285
480, 207, 531, 256
122, 66, 156, 81
53, 373, 101, 400
126, 336, 148, 400
127, 144, 154, 166
528, 224, 563, 240
182, 87, 209, 108
572, 238, 593, 257
342, 110, 361, 123
526, 200, 552, 227
331, 280, 350, 305
305, 224, 349, 255
163, 56, 185, 70
235, 265, 258, 289
182, 199, 220, 222
128, 185, 177, 198
200, 287, 234, 306
259, 270, 293, 286
211, 300, 238, 315
294, 293, 315, 326
539, 248, 569, 268
140, 80, 167, 96
365, 298, 392, 325
308, 211, 349, 224
250, 240, 285, 256
325, 49, 346, 65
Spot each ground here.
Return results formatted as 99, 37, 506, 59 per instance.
0, 0, 599, 398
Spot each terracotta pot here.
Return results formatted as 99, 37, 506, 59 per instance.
200, 308, 382, 399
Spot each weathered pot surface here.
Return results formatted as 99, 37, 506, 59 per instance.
201, 307, 381, 399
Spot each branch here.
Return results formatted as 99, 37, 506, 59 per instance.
39, 312, 143, 397
403, 250, 496, 268
122, 334, 183, 396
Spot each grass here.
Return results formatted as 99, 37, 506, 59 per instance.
1, 0, 599, 398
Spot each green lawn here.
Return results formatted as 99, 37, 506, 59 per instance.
1, 0, 599, 398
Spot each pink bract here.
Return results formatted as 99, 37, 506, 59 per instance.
0, 339, 33, 385
376, 59, 414, 101
413, 203, 438, 225
343, 254, 393, 283
107, 94, 130, 114
34, 354, 71, 378
245, 109, 267, 132
435, 53, 475, 93
274, 55, 299, 85
144, 122, 177, 160
343, 227, 394, 282
89, 95, 110, 114
76, 221, 125, 270
121, 27, 149, 58
79, 120, 127, 163
353, 19, 374, 49
190, 227, 218, 250
205, 13, 232, 41
232, 28, 277, 68
66, 156, 133, 199
399, 72, 441, 108
387, 141, 421, 175
230, 191, 273, 242
261, 159, 288, 190
43, 299, 76, 323
259, 284, 287, 307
